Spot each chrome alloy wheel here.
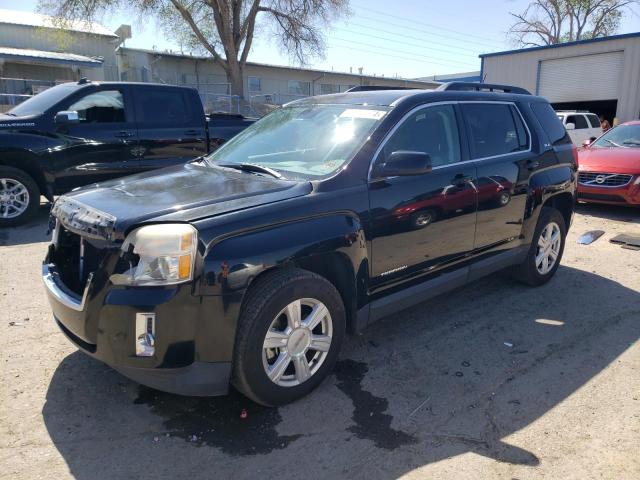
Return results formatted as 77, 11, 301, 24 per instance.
0, 178, 30, 219
535, 222, 561, 275
262, 298, 333, 387
415, 211, 433, 226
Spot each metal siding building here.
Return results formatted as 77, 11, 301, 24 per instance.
480, 33, 640, 122
117, 47, 439, 115
0, 9, 121, 82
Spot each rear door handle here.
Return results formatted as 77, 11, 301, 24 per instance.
114, 131, 134, 138
184, 129, 199, 136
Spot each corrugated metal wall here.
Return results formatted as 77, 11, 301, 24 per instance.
482, 36, 640, 122
0, 24, 119, 81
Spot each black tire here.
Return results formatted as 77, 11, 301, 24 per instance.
0, 166, 40, 227
511, 207, 566, 286
497, 191, 511, 206
232, 268, 346, 406
410, 209, 437, 228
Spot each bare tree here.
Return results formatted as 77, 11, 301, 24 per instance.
40, 0, 349, 98
508, 0, 638, 47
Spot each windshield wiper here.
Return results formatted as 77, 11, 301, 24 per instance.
218, 163, 284, 179
623, 140, 640, 146
3, 112, 16, 117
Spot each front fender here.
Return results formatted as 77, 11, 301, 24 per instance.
198, 213, 367, 298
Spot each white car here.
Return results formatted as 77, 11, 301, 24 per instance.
556, 111, 603, 145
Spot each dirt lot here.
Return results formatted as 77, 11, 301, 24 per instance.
0, 203, 638, 480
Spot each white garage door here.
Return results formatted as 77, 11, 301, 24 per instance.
538, 51, 624, 102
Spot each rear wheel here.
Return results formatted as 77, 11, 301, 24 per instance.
232, 268, 346, 406
512, 207, 566, 286
0, 166, 40, 227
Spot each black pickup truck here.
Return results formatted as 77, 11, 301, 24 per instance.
43, 83, 577, 406
0, 80, 254, 226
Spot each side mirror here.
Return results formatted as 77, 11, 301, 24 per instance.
582, 136, 597, 148
565, 122, 576, 130
54, 110, 80, 125
378, 151, 432, 177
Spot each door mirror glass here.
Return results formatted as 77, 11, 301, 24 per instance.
54, 110, 79, 124
379, 151, 432, 177
565, 122, 576, 130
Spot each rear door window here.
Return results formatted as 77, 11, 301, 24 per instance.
462, 103, 529, 158
135, 88, 194, 126
587, 114, 601, 128
531, 102, 567, 144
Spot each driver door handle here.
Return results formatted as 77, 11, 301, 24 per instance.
114, 131, 134, 138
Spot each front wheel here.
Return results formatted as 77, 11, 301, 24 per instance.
410, 209, 437, 228
232, 268, 346, 406
0, 166, 40, 227
512, 207, 566, 286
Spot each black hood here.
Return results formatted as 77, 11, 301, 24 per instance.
54, 162, 312, 239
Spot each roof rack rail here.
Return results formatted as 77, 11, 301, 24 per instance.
437, 82, 531, 95
345, 85, 419, 92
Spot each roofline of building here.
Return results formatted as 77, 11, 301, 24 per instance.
0, 8, 118, 37
479, 31, 640, 58
117, 46, 440, 86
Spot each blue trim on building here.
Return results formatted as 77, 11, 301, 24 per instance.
479, 31, 640, 58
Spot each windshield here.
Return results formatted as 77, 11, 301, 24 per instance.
592, 124, 640, 148
205, 104, 389, 179
7, 83, 79, 117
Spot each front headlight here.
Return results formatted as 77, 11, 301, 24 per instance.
110, 224, 197, 286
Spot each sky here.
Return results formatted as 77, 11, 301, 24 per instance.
3, 0, 640, 79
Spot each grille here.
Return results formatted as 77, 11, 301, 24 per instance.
51, 225, 111, 296
578, 172, 632, 187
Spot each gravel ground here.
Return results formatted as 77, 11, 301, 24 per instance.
0, 203, 639, 480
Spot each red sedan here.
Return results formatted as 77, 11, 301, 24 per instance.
578, 121, 640, 206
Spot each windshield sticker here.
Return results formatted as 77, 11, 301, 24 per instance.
339, 109, 386, 120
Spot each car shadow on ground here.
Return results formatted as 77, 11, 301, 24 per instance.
41, 265, 640, 479
0, 201, 50, 246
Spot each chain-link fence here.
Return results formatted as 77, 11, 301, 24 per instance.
1, 72, 311, 116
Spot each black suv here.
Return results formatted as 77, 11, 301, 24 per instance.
43, 83, 577, 406
0, 80, 253, 226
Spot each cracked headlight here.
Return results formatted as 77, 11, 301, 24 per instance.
110, 224, 197, 286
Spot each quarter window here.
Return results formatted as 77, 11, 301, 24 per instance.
462, 103, 529, 158
67, 90, 125, 123
382, 104, 461, 168
531, 102, 566, 144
